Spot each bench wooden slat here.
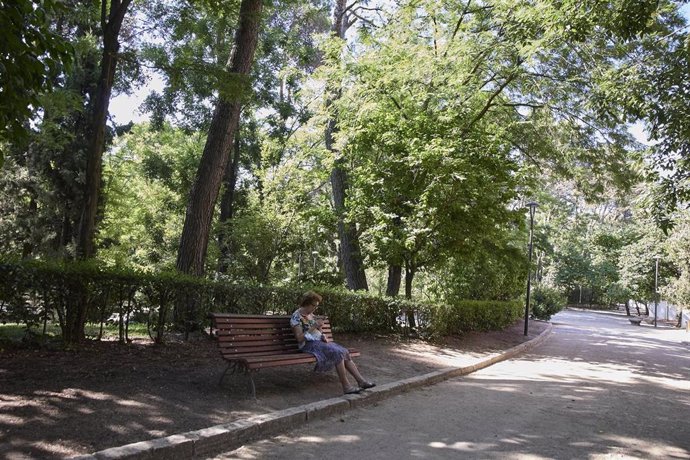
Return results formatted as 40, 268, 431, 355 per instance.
219, 344, 300, 354
211, 313, 291, 319
219, 344, 299, 352
220, 348, 361, 360
217, 332, 296, 340
218, 321, 291, 330
218, 337, 299, 344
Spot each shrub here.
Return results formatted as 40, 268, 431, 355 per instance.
531, 286, 566, 320
0, 258, 526, 345
423, 300, 523, 337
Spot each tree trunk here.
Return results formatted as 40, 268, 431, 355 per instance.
386, 264, 402, 297
385, 215, 403, 296
330, 163, 368, 290
76, 0, 132, 260
624, 300, 630, 316
404, 265, 415, 299
67, 0, 132, 347
176, 0, 263, 277
21, 197, 37, 258
326, 0, 368, 291
404, 263, 416, 329
217, 135, 242, 274
677, 306, 683, 328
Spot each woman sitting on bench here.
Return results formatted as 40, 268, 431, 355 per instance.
291, 291, 376, 395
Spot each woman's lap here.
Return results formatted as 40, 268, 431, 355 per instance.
302, 341, 351, 372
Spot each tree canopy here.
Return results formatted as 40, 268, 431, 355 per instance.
1, 0, 690, 322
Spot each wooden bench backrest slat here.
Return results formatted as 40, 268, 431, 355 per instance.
211, 313, 290, 322
217, 335, 297, 344
216, 334, 293, 341
218, 343, 299, 353
218, 323, 293, 330
210, 313, 334, 359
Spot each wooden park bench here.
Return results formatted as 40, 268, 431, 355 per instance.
209, 313, 360, 397
628, 316, 643, 325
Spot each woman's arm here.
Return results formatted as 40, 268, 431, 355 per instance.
292, 324, 305, 345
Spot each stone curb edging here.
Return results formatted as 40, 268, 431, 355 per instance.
72, 323, 553, 460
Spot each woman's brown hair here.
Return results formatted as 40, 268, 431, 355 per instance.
300, 291, 322, 307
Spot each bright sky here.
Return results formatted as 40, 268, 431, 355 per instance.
110, 75, 164, 125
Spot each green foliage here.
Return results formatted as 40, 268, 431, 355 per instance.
423, 242, 528, 303
660, 214, 690, 307
3, 0, 689, 331
0, 0, 73, 162
425, 300, 524, 337
99, 123, 203, 270
617, 219, 666, 303
335, 1, 528, 284
531, 286, 566, 321
0, 259, 525, 347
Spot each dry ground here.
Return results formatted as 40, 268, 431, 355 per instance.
0, 319, 548, 459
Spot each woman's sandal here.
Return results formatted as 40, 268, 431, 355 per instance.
359, 381, 376, 390
344, 386, 362, 395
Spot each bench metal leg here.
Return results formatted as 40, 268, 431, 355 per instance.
219, 362, 238, 385
219, 362, 257, 398
247, 372, 256, 399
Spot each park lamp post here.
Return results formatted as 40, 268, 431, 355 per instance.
654, 255, 660, 328
524, 201, 538, 336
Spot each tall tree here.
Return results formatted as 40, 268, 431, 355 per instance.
326, 0, 368, 290
176, 0, 263, 276
76, 0, 134, 259
217, 2, 329, 274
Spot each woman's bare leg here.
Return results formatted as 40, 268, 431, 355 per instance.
335, 360, 354, 390
344, 360, 366, 384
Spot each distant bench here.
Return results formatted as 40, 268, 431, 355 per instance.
628, 316, 643, 326
209, 313, 360, 397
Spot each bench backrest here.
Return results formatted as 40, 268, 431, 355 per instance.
209, 313, 334, 359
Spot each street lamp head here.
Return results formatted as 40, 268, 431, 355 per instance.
526, 201, 538, 210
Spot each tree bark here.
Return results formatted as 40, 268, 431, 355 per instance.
404, 263, 417, 328
176, 0, 263, 277
385, 215, 403, 296
326, 0, 368, 291
330, 162, 368, 290
386, 264, 402, 297
76, 0, 132, 260
404, 264, 415, 299
217, 135, 242, 274
68, 0, 132, 347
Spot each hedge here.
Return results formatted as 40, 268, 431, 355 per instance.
0, 259, 523, 345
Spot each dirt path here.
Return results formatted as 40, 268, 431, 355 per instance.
0, 320, 547, 459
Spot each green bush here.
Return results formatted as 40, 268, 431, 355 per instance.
531, 286, 566, 320
424, 300, 523, 337
0, 258, 526, 346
